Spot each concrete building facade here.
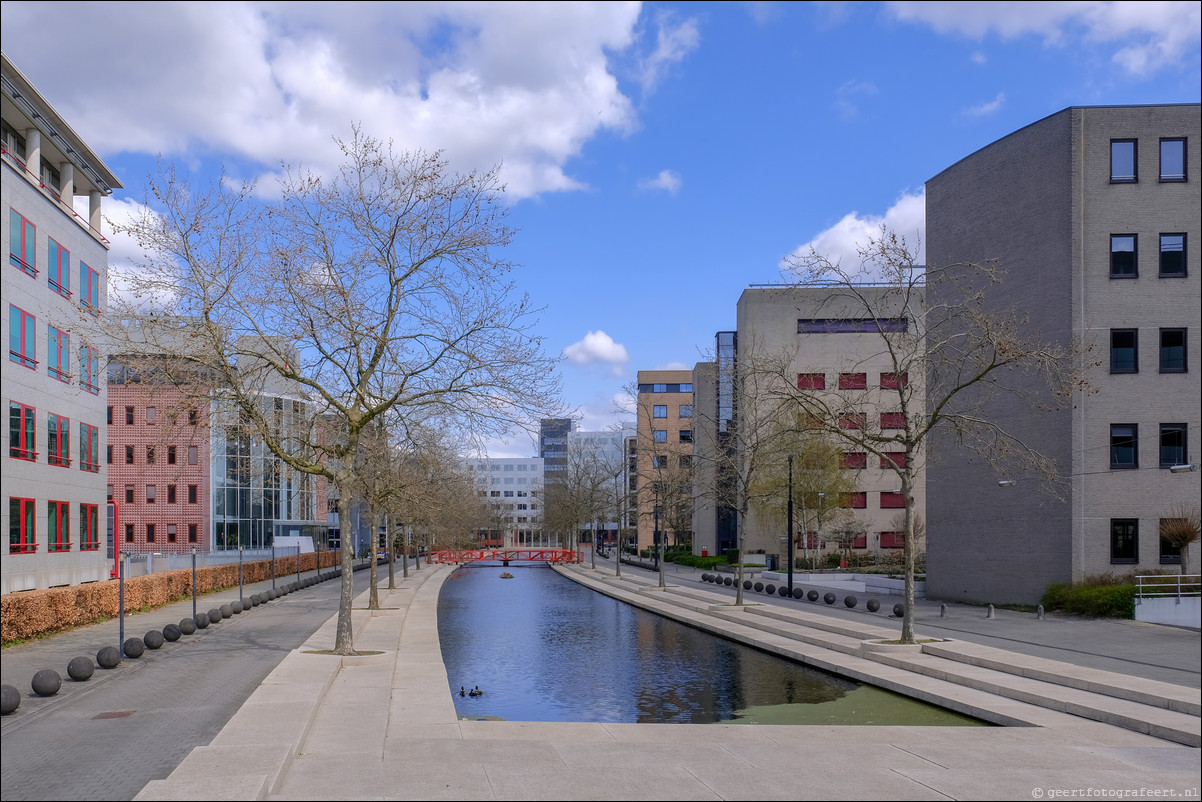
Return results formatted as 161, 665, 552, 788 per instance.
469, 456, 544, 546
925, 104, 1201, 604
2, 53, 121, 593
634, 369, 695, 555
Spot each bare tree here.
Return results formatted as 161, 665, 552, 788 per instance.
778, 227, 1087, 642
1159, 504, 1200, 575
107, 130, 561, 654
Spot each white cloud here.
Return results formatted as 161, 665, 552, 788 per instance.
886, 1, 1201, 77
833, 79, 879, 120
963, 92, 1006, 118
781, 190, 926, 280
637, 10, 701, 94
563, 331, 630, 376
637, 169, 682, 194
0, 2, 649, 199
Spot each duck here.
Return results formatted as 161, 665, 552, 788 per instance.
459, 686, 466, 697
468, 685, 482, 697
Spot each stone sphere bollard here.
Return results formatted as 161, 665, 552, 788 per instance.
743, 580, 753, 590
753, 581, 764, 592
844, 595, 858, 608
195, 612, 211, 629
866, 599, 880, 613
179, 618, 197, 635
723, 576, 733, 586
32, 669, 62, 697
144, 630, 166, 650
1, 684, 20, 715
97, 646, 121, 668
162, 624, 182, 642
68, 656, 95, 681
223, 602, 237, 617
893, 604, 905, 617
123, 638, 146, 658
807, 590, 820, 602
792, 588, 804, 600
823, 592, 837, 605
208, 608, 223, 624
701, 573, 710, 582
765, 584, 776, 595
250, 594, 261, 606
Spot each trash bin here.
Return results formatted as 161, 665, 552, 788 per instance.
765, 554, 778, 571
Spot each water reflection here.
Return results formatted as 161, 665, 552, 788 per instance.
438, 564, 984, 726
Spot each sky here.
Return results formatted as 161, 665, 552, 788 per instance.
3, 1, 1199, 457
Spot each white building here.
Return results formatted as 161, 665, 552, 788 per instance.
2, 53, 122, 593
467, 456, 544, 546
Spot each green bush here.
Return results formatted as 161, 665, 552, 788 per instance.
1041, 574, 1135, 618
669, 553, 730, 569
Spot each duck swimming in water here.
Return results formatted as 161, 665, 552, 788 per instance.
468, 685, 482, 697
459, 686, 466, 697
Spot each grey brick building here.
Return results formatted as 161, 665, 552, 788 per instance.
925, 104, 1201, 604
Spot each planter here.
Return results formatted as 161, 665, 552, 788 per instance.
859, 638, 945, 656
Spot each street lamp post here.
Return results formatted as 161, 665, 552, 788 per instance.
787, 455, 794, 597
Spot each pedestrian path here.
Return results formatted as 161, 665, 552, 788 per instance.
133, 562, 1200, 801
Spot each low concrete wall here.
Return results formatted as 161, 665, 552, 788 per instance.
758, 572, 925, 599
1135, 596, 1201, 629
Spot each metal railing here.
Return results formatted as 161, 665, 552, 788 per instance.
1135, 574, 1201, 600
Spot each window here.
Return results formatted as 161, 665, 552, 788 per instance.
80, 343, 100, 393
880, 491, 906, 509
1160, 138, 1186, 182
679, 430, 693, 444
164, 445, 175, 465
1110, 424, 1138, 469
880, 372, 908, 389
1160, 234, 1186, 277
839, 412, 865, 430
1160, 423, 1187, 468
80, 504, 98, 551
797, 373, 826, 390
799, 318, 907, 333
187, 445, 198, 465
1110, 234, 1137, 277
842, 492, 867, 509
679, 454, 692, 469
107, 406, 113, 425
880, 412, 907, 430
652, 455, 668, 469
146, 446, 155, 464
167, 524, 177, 543
1159, 530, 1182, 565
126, 406, 134, 425
879, 531, 904, 549
1110, 329, 1138, 373
880, 452, 907, 470
146, 406, 156, 424
48, 500, 70, 552
146, 523, 155, 543
1110, 519, 1138, 564
652, 384, 667, 392
125, 445, 134, 464
79, 423, 99, 472
146, 485, 156, 504
188, 408, 198, 426
679, 383, 693, 392
167, 484, 177, 504
47, 413, 70, 467
653, 430, 667, 443
48, 238, 70, 297
9, 305, 36, 368
838, 373, 867, 390
80, 262, 99, 312
9, 402, 35, 460
679, 405, 693, 418
1110, 139, 1137, 182
188, 524, 198, 543
841, 452, 867, 469
652, 405, 667, 418
188, 485, 198, 504
1160, 328, 1186, 372
9, 209, 37, 276
107, 445, 112, 464
47, 325, 70, 382
9, 497, 36, 554
124, 523, 134, 543
125, 485, 134, 504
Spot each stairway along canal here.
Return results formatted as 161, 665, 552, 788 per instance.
437, 563, 987, 726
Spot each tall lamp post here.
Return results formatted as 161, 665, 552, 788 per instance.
787, 455, 795, 597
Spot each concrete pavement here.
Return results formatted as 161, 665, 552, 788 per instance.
124, 558, 1199, 801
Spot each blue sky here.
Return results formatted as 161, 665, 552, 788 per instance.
3, 1, 1199, 456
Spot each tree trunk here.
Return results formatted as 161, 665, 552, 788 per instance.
333, 489, 356, 655
900, 464, 916, 644
368, 507, 382, 609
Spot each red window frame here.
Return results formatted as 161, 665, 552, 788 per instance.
842, 491, 867, 509
879, 531, 905, 549
80, 343, 100, 393
48, 325, 71, 382
851, 534, 867, 549
188, 523, 198, 543
48, 238, 71, 298
47, 412, 71, 467
797, 373, 826, 390
880, 452, 907, 470
48, 499, 71, 552
838, 372, 867, 390
9, 401, 36, 460
10, 496, 37, 554
80, 503, 99, 551
79, 423, 99, 472
840, 451, 867, 469
9, 209, 37, 276
80, 262, 100, 313
880, 491, 906, 509
880, 372, 908, 389
839, 412, 865, 430
881, 412, 907, 430
9, 305, 37, 369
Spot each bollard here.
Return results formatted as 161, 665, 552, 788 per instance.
940, 603, 947, 617
1037, 604, 1045, 620
986, 604, 996, 619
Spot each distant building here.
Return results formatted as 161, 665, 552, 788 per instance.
925, 104, 1200, 603
538, 417, 573, 483
634, 369, 695, 554
2, 53, 122, 593
467, 456, 544, 546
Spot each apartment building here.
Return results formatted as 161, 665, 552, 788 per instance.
468, 457, 544, 546
2, 53, 122, 593
926, 104, 1201, 604
634, 369, 695, 554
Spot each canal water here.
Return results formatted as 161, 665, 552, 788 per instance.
437, 564, 987, 726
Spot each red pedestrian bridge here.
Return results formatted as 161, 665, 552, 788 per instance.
429, 548, 579, 565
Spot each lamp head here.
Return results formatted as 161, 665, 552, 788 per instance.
998, 480, 1016, 487
1169, 464, 1198, 474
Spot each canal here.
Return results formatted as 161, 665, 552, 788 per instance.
437, 563, 987, 726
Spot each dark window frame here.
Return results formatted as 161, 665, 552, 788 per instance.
1159, 137, 1186, 182
1159, 423, 1187, 468
1110, 424, 1138, 469
1110, 139, 1137, 183
1159, 328, 1187, 373
1110, 329, 1138, 374
1110, 518, 1138, 564
1160, 233, 1186, 277
1110, 233, 1137, 278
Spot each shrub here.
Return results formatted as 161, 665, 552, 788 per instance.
668, 553, 730, 570
1041, 573, 1136, 618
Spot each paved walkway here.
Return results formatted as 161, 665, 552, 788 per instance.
118, 559, 1198, 801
